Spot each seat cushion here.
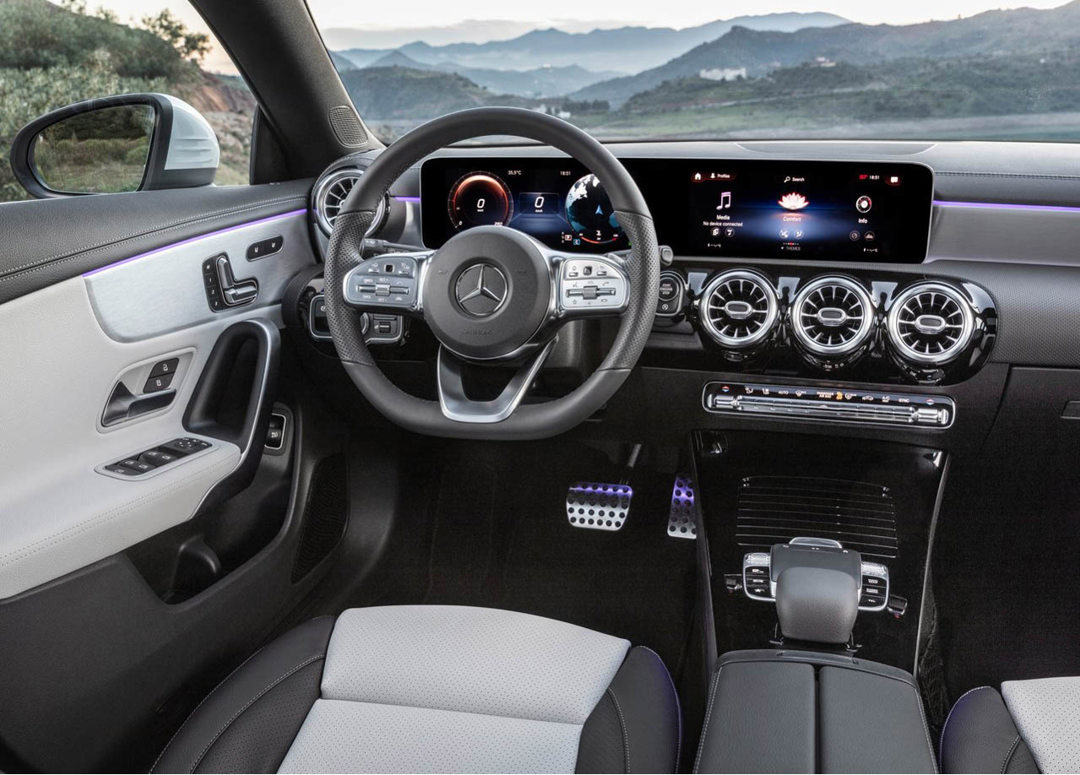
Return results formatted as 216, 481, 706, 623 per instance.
153, 606, 681, 774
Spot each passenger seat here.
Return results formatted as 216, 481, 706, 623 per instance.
941, 678, 1080, 773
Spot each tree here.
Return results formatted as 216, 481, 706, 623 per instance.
140, 10, 211, 65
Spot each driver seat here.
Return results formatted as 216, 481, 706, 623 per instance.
152, 606, 681, 774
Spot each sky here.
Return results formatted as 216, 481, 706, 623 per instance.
69, 0, 1071, 72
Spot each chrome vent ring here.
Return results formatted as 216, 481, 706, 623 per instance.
887, 282, 974, 365
314, 168, 386, 236
792, 276, 874, 356
699, 270, 779, 349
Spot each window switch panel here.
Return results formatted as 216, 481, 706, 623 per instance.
100, 438, 213, 480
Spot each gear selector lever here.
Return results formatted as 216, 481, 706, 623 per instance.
741, 537, 892, 645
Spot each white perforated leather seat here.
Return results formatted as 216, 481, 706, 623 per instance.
940, 677, 1080, 773
153, 606, 681, 774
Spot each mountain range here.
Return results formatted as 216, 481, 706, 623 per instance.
571, 1, 1080, 105
350, 50, 618, 99
337, 12, 849, 76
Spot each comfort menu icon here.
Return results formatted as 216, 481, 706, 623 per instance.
778, 192, 809, 210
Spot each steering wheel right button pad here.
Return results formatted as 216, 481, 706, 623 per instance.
559, 257, 629, 315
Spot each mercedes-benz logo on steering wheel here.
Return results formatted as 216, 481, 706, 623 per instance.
455, 263, 508, 317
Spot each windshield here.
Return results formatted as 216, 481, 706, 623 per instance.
307, 0, 1080, 144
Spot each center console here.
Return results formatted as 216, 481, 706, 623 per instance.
691, 431, 945, 671
689, 433, 945, 772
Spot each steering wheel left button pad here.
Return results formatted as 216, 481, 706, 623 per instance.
343, 256, 421, 310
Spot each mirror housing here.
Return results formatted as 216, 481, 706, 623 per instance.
9, 93, 220, 198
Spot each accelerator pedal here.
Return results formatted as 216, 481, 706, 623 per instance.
566, 482, 633, 532
667, 474, 697, 540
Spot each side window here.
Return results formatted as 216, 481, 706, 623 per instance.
0, 0, 253, 203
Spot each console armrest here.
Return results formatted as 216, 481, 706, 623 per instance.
694, 651, 937, 774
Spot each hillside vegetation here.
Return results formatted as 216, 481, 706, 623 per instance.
0, 0, 253, 202
591, 52, 1080, 137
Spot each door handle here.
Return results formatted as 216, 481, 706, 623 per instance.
214, 254, 258, 307
101, 381, 176, 426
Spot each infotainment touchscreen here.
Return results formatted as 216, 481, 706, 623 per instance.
672, 159, 933, 262
420, 157, 933, 263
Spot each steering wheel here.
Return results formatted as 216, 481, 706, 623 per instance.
324, 107, 660, 440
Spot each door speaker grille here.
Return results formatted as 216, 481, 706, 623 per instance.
735, 475, 898, 558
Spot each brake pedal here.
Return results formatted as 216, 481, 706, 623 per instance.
566, 482, 633, 531
667, 474, 697, 539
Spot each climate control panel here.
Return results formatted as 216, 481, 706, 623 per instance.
703, 381, 955, 428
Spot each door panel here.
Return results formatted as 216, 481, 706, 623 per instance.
0, 210, 314, 599
0, 184, 340, 771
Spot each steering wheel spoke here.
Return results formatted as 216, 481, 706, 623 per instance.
552, 253, 631, 321
341, 250, 433, 315
437, 339, 556, 423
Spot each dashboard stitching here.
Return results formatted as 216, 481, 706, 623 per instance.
937, 171, 1080, 180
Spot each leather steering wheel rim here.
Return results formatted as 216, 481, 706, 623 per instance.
323, 107, 660, 440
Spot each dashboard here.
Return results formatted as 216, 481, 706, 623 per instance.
306, 139, 1080, 444
420, 157, 934, 262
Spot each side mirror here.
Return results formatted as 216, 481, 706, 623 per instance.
9, 93, 220, 198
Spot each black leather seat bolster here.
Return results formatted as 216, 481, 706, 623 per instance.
576, 646, 682, 774
152, 616, 335, 774
940, 686, 1039, 774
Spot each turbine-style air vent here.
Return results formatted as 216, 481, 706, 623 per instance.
792, 276, 874, 356
887, 283, 974, 365
314, 168, 385, 236
699, 270, 779, 349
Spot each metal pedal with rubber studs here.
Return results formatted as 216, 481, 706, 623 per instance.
667, 474, 697, 539
566, 482, 633, 531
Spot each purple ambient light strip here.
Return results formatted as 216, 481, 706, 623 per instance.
81, 208, 308, 277
934, 199, 1080, 214
393, 196, 422, 204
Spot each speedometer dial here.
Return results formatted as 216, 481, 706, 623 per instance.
448, 172, 514, 229
565, 173, 621, 245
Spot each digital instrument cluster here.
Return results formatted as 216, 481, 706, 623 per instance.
424, 159, 628, 252
421, 157, 934, 263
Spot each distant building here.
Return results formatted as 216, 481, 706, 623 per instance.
698, 67, 747, 82
813, 56, 837, 68
535, 104, 572, 119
